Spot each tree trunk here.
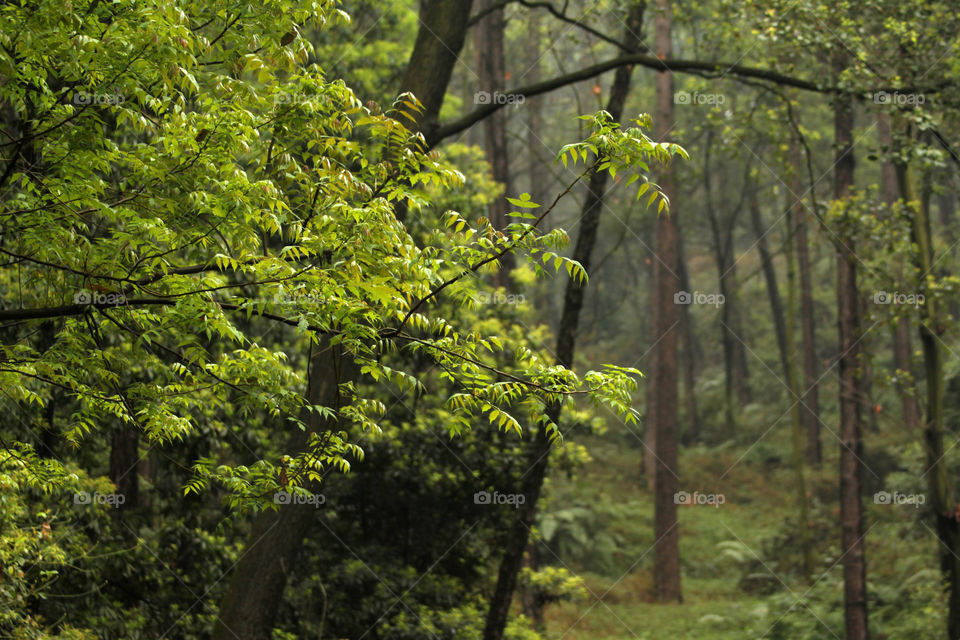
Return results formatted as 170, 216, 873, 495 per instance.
482, 5, 648, 637
475, 0, 514, 281
649, 0, 682, 603
878, 112, 921, 432
791, 141, 821, 464
213, 340, 359, 640
749, 194, 788, 377
704, 134, 750, 433
109, 427, 139, 510
678, 231, 701, 444
214, 5, 475, 634
899, 157, 960, 640
785, 164, 814, 580
833, 56, 869, 640
401, 0, 474, 141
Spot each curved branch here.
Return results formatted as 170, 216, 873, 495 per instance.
429, 52, 945, 145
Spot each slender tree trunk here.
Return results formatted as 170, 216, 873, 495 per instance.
704, 134, 750, 433
785, 166, 814, 580
109, 427, 139, 510
878, 112, 921, 432
213, 340, 359, 640
791, 140, 821, 464
649, 0, 681, 603
482, 5, 648, 637
833, 55, 869, 640
678, 231, 701, 444
899, 158, 960, 640
749, 195, 788, 377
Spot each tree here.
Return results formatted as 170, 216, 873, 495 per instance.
648, 0, 682, 603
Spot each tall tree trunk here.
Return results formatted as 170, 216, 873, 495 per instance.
402, 0, 474, 141
791, 140, 821, 464
214, 6, 474, 635
704, 134, 750, 433
749, 194, 788, 377
878, 112, 921, 432
475, 0, 514, 280
213, 340, 359, 640
785, 165, 814, 580
678, 231, 701, 444
109, 427, 139, 510
482, 5, 648, 637
648, 0, 681, 603
899, 157, 960, 640
834, 54, 869, 640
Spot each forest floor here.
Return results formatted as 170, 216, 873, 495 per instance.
539, 416, 942, 639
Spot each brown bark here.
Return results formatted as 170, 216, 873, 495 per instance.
109, 427, 139, 510
878, 113, 921, 432
648, 0, 681, 603
400, 0, 474, 139
678, 231, 701, 444
475, 0, 514, 279
704, 135, 751, 430
898, 156, 960, 640
482, 5, 649, 637
749, 195, 788, 377
214, 6, 475, 635
791, 141, 821, 464
834, 55, 869, 640
213, 340, 359, 640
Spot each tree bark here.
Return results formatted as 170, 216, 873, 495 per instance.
649, 0, 681, 603
791, 141, 821, 464
678, 231, 701, 444
400, 0, 474, 139
475, 0, 515, 280
833, 54, 869, 640
899, 156, 960, 640
878, 112, 921, 433
214, 6, 475, 634
213, 340, 359, 640
749, 194, 788, 378
482, 5, 649, 637
704, 136, 751, 431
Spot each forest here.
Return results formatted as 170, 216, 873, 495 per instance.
1, 0, 959, 638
